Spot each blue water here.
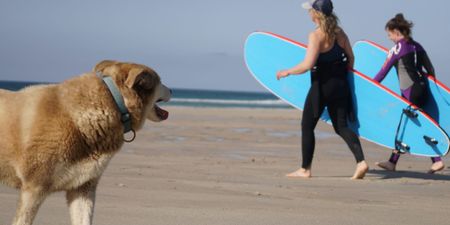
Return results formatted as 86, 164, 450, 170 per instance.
0, 80, 291, 109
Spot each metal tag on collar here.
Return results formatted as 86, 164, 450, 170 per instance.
124, 129, 136, 142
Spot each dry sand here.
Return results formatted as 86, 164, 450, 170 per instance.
1, 106, 450, 225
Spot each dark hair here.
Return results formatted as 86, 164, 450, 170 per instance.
385, 13, 414, 39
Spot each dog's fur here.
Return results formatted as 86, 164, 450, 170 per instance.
0, 60, 171, 225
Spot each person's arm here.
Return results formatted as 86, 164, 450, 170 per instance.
276, 32, 320, 80
337, 29, 354, 69
373, 46, 397, 83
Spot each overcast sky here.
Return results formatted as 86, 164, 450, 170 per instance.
0, 0, 449, 92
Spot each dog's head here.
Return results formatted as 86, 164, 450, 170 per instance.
94, 60, 171, 127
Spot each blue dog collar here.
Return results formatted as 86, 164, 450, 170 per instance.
97, 72, 135, 140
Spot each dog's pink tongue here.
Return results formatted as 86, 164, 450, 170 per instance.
156, 106, 169, 120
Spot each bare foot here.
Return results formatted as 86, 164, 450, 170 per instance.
286, 168, 311, 178
351, 161, 369, 179
428, 161, 445, 174
375, 161, 396, 171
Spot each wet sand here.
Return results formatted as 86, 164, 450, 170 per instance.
1, 106, 450, 225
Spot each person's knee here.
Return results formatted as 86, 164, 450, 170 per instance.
333, 127, 341, 135
332, 123, 343, 134
301, 122, 315, 133
333, 123, 351, 136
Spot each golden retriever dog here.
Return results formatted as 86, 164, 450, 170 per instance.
0, 60, 171, 225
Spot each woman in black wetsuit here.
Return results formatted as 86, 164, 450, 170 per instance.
276, 0, 368, 179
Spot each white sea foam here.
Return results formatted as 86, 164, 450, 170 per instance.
169, 98, 289, 107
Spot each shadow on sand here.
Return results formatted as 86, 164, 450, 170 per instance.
368, 169, 450, 181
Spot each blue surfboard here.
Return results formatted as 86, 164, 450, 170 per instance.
353, 40, 450, 138
244, 32, 449, 157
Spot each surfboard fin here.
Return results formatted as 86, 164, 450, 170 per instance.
424, 135, 438, 145
402, 108, 419, 118
395, 140, 410, 153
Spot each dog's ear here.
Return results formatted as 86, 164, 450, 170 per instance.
125, 68, 160, 93
94, 60, 117, 73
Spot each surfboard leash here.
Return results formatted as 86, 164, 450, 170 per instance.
394, 104, 419, 153
431, 76, 450, 105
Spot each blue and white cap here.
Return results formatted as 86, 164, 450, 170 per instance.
302, 0, 334, 16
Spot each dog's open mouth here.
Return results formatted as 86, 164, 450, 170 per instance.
155, 105, 169, 120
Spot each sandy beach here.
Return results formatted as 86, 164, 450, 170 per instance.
1, 106, 450, 225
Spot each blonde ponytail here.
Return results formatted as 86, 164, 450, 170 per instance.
314, 11, 340, 42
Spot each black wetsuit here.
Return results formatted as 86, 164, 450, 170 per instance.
301, 41, 365, 169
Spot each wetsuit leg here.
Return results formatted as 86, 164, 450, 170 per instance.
408, 83, 442, 162
390, 83, 430, 164
388, 153, 401, 164
301, 90, 326, 169
408, 81, 428, 109
327, 97, 365, 163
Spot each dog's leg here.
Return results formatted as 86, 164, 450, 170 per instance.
12, 188, 47, 225
66, 180, 98, 225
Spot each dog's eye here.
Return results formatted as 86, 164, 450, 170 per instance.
157, 98, 163, 102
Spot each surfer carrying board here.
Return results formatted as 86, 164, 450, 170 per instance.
373, 13, 445, 173
276, 0, 369, 179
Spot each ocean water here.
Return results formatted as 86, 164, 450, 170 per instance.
0, 80, 291, 109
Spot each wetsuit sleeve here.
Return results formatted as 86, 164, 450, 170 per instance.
373, 48, 397, 82
420, 51, 435, 77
